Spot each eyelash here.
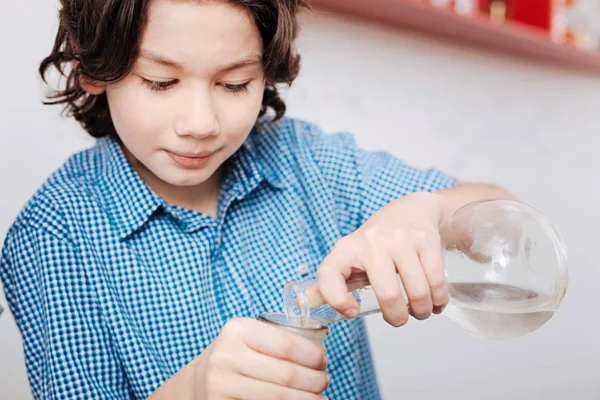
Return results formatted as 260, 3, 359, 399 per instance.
222, 82, 250, 94
140, 78, 250, 94
141, 78, 178, 92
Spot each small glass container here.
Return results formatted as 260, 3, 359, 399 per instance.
257, 312, 329, 350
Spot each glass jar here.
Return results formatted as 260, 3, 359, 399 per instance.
257, 312, 329, 350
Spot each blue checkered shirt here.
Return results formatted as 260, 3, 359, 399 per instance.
1, 117, 456, 399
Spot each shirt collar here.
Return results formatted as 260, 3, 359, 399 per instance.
244, 118, 298, 190
212, 125, 293, 227
235, 125, 286, 190
97, 138, 164, 240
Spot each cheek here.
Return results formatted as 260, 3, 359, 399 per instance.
217, 87, 264, 144
106, 79, 168, 143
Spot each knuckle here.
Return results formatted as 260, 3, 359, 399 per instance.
429, 278, 447, 292
378, 290, 402, 307
425, 227, 441, 242
277, 337, 296, 359
410, 288, 430, 303
333, 236, 352, 252
222, 318, 243, 336
272, 386, 287, 400
327, 295, 352, 312
300, 341, 323, 368
412, 229, 428, 245
392, 228, 408, 243
363, 227, 382, 243
210, 349, 232, 370
279, 365, 297, 387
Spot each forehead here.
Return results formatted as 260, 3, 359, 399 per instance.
140, 0, 263, 70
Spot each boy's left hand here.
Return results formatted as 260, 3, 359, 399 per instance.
316, 191, 448, 327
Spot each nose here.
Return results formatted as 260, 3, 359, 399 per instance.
174, 85, 220, 139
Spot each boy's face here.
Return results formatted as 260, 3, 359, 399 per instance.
85, 0, 265, 195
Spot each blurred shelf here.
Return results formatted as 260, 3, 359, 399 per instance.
308, 0, 600, 74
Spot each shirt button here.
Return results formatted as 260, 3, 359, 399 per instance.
298, 263, 309, 275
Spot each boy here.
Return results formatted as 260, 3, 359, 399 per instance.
0, 0, 514, 398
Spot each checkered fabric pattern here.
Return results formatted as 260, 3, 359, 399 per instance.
1, 117, 456, 399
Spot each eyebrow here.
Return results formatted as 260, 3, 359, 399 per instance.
139, 50, 263, 72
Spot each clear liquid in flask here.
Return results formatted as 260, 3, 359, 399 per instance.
445, 282, 555, 339
283, 279, 558, 339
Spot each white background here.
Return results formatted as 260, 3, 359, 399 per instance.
1, 2, 599, 399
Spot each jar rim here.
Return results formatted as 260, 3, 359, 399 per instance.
258, 312, 330, 334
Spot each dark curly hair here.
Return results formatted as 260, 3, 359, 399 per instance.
39, 0, 308, 139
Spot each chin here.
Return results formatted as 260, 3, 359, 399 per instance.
165, 173, 211, 187
151, 159, 220, 187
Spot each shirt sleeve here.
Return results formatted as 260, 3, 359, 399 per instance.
0, 224, 132, 400
302, 122, 458, 234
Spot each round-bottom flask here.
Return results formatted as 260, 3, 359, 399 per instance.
283, 200, 569, 339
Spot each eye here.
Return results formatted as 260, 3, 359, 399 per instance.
221, 82, 250, 94
140, 78, 178, 92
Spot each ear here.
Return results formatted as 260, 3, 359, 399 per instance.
80, 76, 106, 95
74, 61, 106, 95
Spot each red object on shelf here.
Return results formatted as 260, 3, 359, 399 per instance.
306, 0, 600, 74
510, 0, 552, 32
479, 0, 553, 33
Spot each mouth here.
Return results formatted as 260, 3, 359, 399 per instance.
165, 149, 216, 168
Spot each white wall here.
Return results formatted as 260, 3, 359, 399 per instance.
287, 12, 600, 400
1, 2, 599, 399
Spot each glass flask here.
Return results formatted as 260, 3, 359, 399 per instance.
283, 199, 569, 340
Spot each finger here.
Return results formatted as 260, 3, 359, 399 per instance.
223, 372, 326, 400
234, 347, 330, 394
418, 232, 449, 313
296, 284, 326, 310
316, 239, 362, 317
300, 273, 371, 310
241, 319, 327, 370
360, 247, 408, 327
394, 250, 433, 320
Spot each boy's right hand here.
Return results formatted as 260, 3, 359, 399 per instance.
190, 318, 329, 400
